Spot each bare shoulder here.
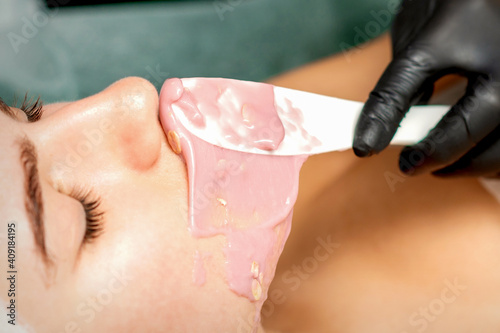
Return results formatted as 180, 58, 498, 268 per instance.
264, 147, 500, 333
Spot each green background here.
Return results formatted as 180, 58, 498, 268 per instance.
0, 0, 397, 105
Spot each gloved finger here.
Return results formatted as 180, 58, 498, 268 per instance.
392, 0, 437, 56
399, 77, 500, 175
414, 80, 434, 105
432, 125, 500, 177
353, 49, 439, 157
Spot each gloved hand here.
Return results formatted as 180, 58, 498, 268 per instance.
353, 0, 500, 177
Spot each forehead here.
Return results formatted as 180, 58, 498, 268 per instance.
0, 113, 26, 214
0, 113, 22, 160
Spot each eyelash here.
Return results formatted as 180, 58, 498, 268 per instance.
17, 94, 44, 122
70, 188, 105, 244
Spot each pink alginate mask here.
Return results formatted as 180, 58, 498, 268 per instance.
159, 78, 312, 328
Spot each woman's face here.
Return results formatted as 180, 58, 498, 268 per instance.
0, 78, 259, 333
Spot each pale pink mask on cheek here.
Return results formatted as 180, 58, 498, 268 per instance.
159, 78, 309, 327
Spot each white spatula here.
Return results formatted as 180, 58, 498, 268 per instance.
169, 78, 448, 156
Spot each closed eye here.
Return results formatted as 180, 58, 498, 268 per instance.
19, 94, 44, 122
0, 94, 44, 122
70, 188, 105, 245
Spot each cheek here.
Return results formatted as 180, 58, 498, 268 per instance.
80, 215, 199, 331
72, 186, 257, 332
45, 193, 84, 263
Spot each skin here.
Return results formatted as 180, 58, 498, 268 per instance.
2, 33, 499, 333
263, 34, 500, 332
0, 77, 263, 333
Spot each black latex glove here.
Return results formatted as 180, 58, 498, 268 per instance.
353, 0, 500, 177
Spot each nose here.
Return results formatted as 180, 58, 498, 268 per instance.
34, 77, 162, 180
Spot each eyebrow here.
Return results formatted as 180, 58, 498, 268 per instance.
0, 97, 17, 119
18, 137, 53, 269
